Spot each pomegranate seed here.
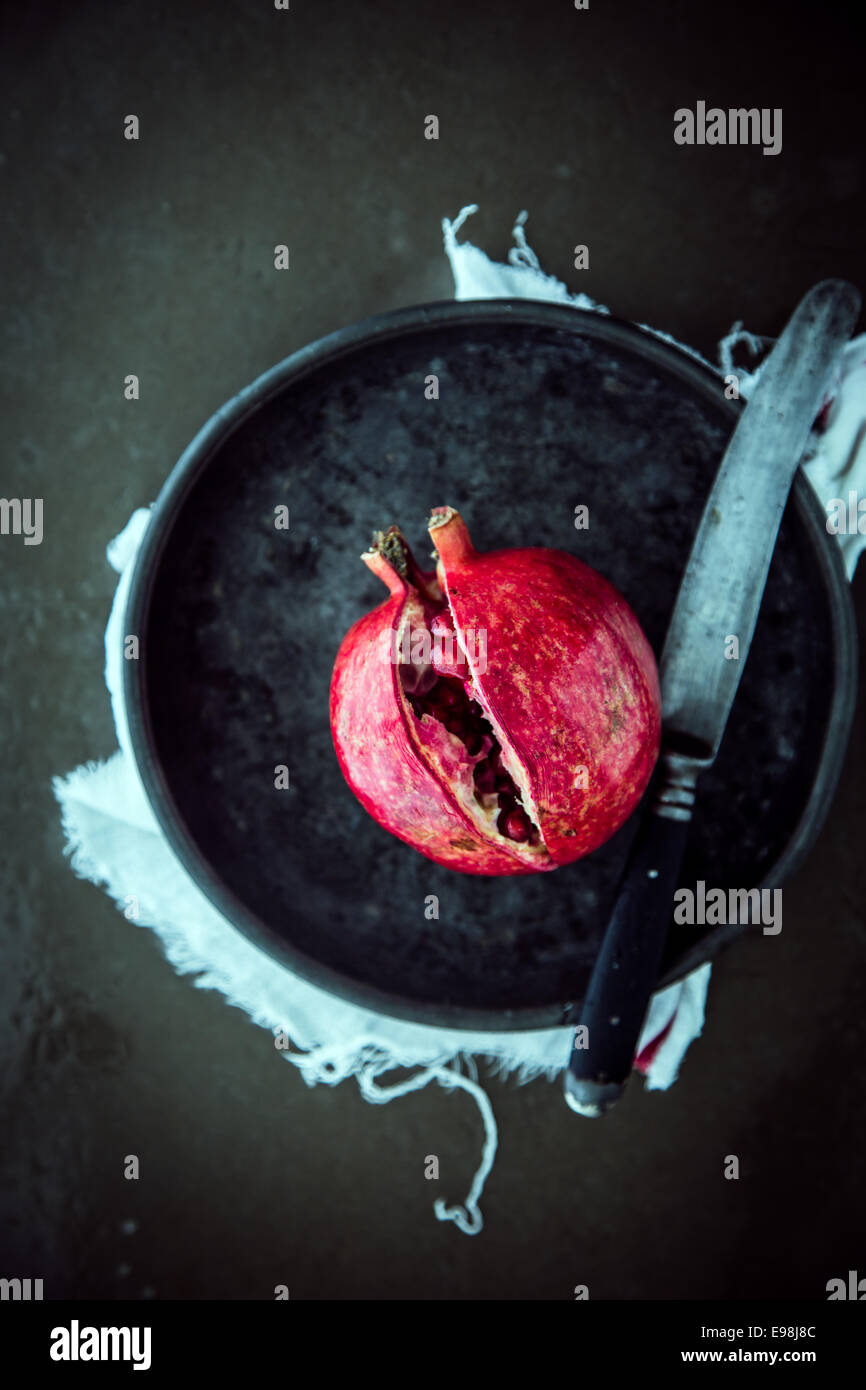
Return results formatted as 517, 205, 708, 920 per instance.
500, 808, 530, 841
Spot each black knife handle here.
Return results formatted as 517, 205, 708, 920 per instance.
564, 748, 711, 1117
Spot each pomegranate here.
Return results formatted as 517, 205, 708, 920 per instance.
329, 507, 661, 875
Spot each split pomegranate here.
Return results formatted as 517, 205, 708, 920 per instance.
329, 507, 661, 875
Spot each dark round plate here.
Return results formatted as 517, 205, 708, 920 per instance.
124, 300, 857, 1031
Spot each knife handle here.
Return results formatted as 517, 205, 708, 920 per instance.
564, 748, 712, 1117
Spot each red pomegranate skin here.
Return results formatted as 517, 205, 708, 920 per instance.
329, 507, 661, 875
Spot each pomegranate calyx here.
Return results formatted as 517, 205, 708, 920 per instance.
361, 525, 442, 604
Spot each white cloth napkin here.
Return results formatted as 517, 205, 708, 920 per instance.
53, 207, 866, 1236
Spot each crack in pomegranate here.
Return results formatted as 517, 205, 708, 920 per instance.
403, 666, 539, 846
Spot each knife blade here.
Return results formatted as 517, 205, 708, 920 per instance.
564, 279, 861, 1117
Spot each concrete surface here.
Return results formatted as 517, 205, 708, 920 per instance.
1, 0, 865, 1299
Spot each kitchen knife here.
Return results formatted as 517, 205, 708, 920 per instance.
564, 278, 861, 1117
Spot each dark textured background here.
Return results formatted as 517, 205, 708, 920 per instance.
2, 0, 865, 1299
